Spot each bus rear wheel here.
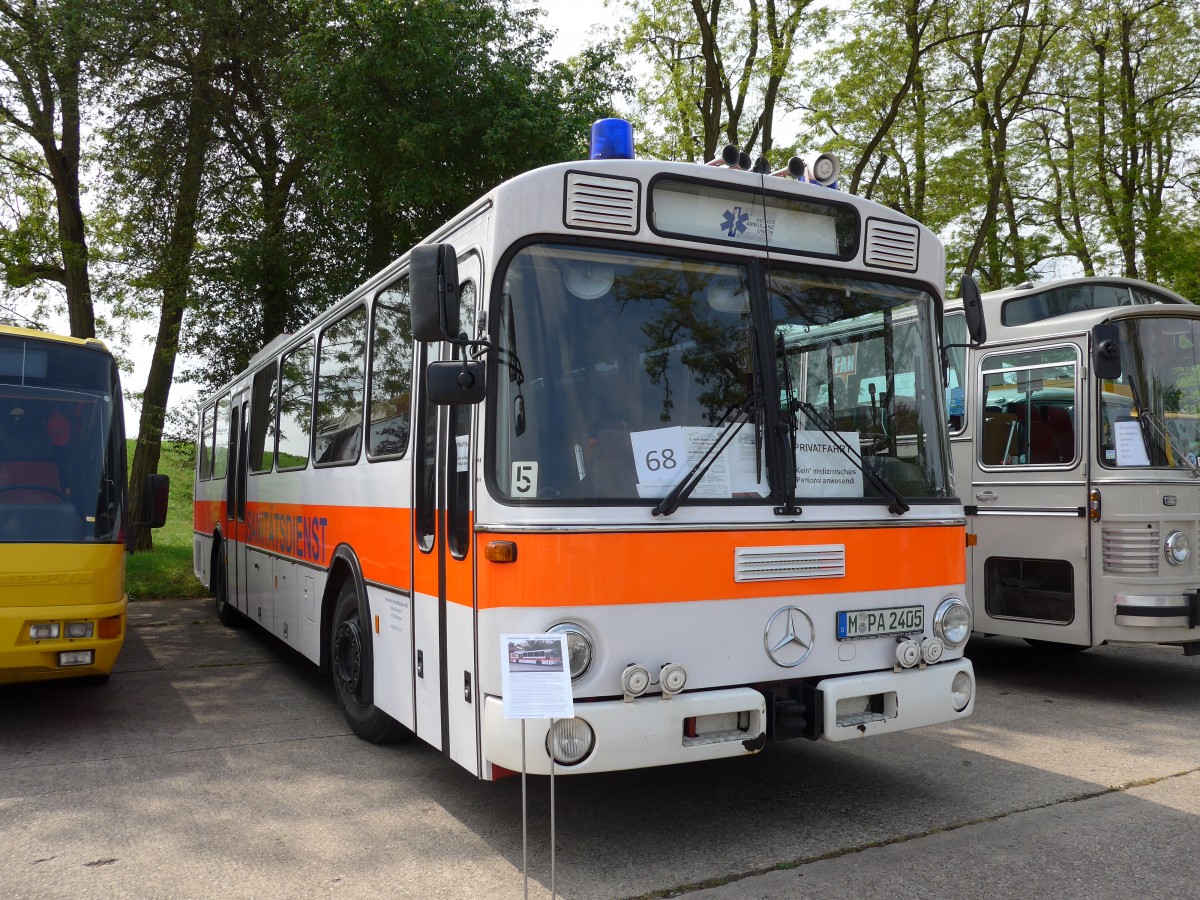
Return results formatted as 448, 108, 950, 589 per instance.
331, 580, 408, 743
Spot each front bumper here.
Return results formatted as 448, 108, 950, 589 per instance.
481, 659, 974, 775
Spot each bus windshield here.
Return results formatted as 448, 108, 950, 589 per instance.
490, 243, 949, 503
772, 272, 949, 500
1100, 316, 1200, 470
0, 334, 125, 542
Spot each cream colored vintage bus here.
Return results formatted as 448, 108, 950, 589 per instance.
945, 277, 1200, 653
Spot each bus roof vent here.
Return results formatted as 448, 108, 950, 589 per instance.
735, 545, 846, 582
864, 218, 919, 272
564, 172, 640, 234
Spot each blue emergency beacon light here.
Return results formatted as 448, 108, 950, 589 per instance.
590, 118, 635, 160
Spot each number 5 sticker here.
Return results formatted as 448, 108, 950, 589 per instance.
511, 461, 539, 497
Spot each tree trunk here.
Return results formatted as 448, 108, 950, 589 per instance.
128, 63, 215, 552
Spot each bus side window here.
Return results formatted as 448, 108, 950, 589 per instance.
368, 276, 412, 460
314, 306, 368, 466
278, 340, 314, 471
249, 362, 278, 473
198, 405, 213, 480
212, 395, 231, 479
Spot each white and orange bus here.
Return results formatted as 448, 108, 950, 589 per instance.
1, 326, 167, 684
193, 121, 976, 779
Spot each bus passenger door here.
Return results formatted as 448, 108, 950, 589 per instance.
411, 253, 481, 774
231, 392, 251, 617
968, 346, 1092, 646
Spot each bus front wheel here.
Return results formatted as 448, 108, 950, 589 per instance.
214, 543, 240, 627
331, 580, 408, 744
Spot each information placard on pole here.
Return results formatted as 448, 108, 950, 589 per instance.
501, 633, 574, 899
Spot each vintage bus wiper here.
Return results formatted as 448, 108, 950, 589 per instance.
652, 396, 757, 517
1135, 406, 1200, 477
796, 400, 910, 515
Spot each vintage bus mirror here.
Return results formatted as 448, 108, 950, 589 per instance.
410, 244, 460, 342
960, 274, 987, 346
139, 474, 170, 529
426, 359, 486, 405
1093, 322, 1122, 379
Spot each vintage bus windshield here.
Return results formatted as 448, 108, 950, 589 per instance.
1100, 316, 1200, 469
490, 244, 948, 503
0, 333, 125, 543
773, 273, 949, 500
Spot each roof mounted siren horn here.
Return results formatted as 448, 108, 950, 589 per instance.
590, 118, 635, 160
802, 151, 840, 188
706, 145, 753, 171
771, 157, 807, 179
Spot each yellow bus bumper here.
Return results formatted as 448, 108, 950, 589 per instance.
0, 596, 126, 684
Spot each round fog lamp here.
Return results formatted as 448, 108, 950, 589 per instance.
1164, 530, 1191, 566
546, 717, 595, 766
934, 598, 972, 648
548, 622, 594, 679
951, 670, 973, 712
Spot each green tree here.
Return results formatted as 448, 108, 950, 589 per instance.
104, 0, 225, 550
618, 0, 819, 163
0, 0, 137, 337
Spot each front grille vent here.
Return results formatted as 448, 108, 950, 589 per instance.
864, 219, 919, 272
1101, 525, 1160, 575
735, 545, 846, 582
564, 173, 640, 233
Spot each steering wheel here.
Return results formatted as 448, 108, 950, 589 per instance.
0, 483, 69, 502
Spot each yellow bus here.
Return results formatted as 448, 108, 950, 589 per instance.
0, 326, 167, 684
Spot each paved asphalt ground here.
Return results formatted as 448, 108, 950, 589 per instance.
1, 597, 1198, 899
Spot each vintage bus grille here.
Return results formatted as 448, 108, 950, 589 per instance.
735, 545, 846, 582
564, 173, 640, 233
864, 219, 919, 272
1101, 525, 1160, 575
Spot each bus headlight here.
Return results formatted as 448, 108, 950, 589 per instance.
548, 622, 593, 679
951, 670, 973, 712
546, 717, 595, 766
933, 598, 972, 648
1164, 530, 1191, 566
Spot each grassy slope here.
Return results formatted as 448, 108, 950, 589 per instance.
124, 440, 210, 601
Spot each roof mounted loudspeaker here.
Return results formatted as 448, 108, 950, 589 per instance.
772, 157, 806, 179
802, 152, 840, 187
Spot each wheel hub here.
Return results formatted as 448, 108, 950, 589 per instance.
334, 618, 363, 696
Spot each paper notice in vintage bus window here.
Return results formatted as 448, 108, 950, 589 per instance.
1113, 418, 1151, 466
501, 634, 574, 720
793, 430, 863, 496
630, 426, 734, 498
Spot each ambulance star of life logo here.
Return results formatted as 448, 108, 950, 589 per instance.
763, 605, 815, 668
721, 206, 749, 237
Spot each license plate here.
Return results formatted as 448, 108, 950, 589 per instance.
836, 605, 923, 640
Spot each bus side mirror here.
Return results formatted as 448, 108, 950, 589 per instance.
411, 244, 460, 342
1093, 322, 1122, 379
426, 360, 486, 405
960, 274, 986, 346
140, 473, 169, 529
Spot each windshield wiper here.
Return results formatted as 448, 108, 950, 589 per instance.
796, 400, 910, 515
1135, 407, 1200, 477
652, 395, 757, 517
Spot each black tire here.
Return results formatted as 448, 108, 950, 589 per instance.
214, 542, 240, 627
1024, 638, 1089, 654
331, 580, 408, 743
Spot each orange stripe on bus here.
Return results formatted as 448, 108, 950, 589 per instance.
195, 500, 413, 589
476, 526, 965, 608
